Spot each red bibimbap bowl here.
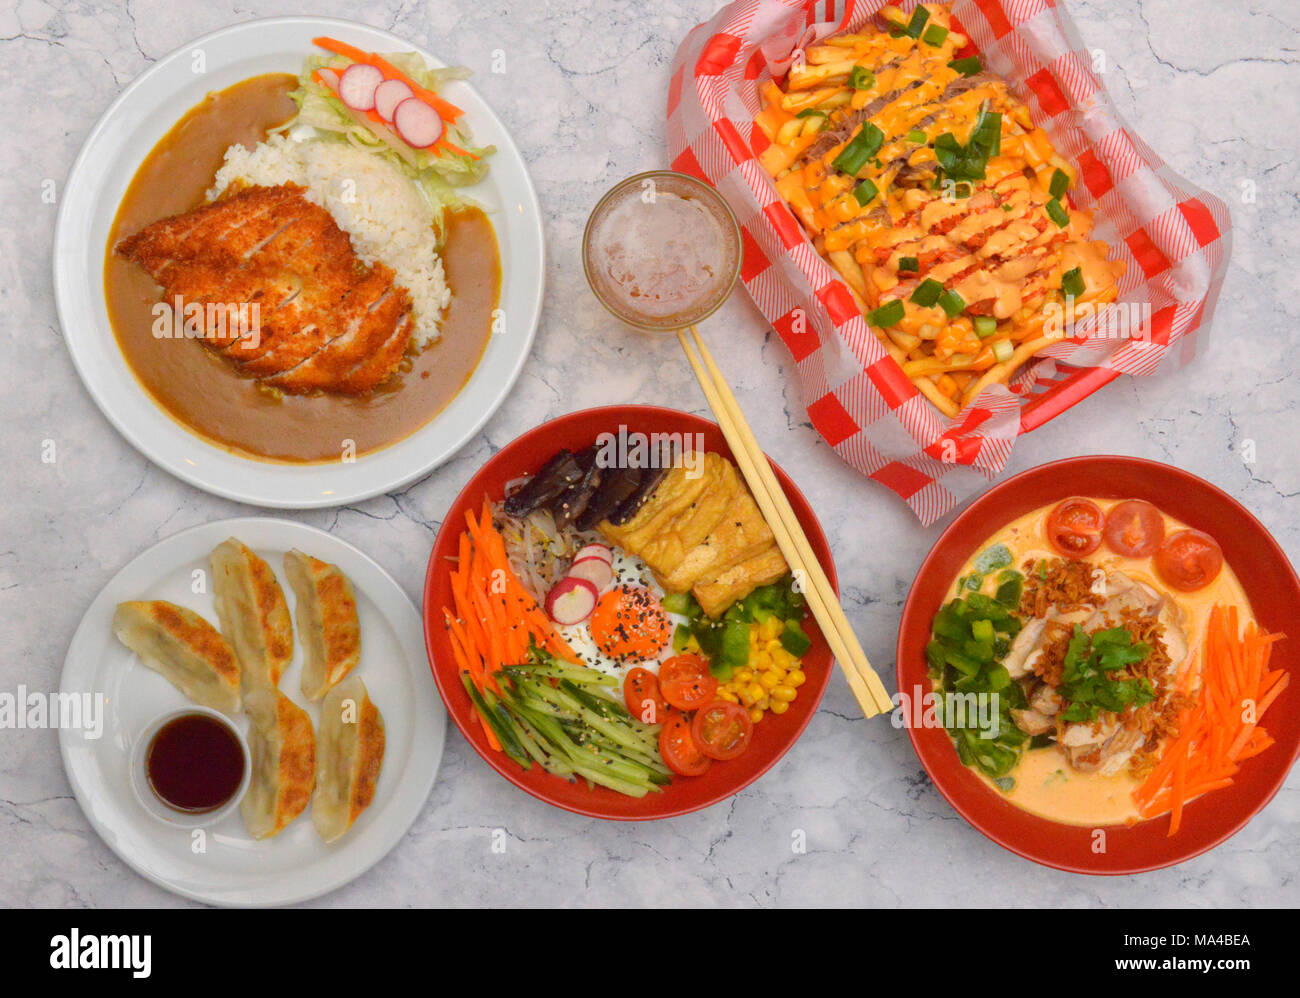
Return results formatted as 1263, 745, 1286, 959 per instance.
423, 405, 836, 820
897, 456, 1300, 873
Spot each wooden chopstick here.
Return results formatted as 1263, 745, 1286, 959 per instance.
676, 326, 894, 718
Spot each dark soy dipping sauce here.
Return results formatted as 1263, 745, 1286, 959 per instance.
146, 713, 245, 813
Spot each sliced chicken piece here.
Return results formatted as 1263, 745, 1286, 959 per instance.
1004, 616, 1047, 679
1029, 682, 1063, 716
1011, 708, 1053, 736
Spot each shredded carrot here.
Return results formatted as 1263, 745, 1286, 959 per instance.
1134, 604, 1287, 834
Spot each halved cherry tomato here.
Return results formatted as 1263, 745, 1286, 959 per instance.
691, 700, 754, 761
623, 667, 668, 725
1046, 498, 1104, 556
658, 711, 711, 777
1103, 499, 1165, 557
657, 653, 718, 711
1155, 529, 1224, 592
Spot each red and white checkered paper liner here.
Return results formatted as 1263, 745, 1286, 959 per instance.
666, 0, 1231, 525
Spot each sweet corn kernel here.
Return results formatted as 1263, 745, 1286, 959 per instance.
753, 651, 772, 669
746, 682, 765, 703
759, 670, 781, 690
737, 687, 756, 707
772, 685, 797, 703
735, 669, 754, 684
717, 689, 739, 704
787, 669, 807, 688
765, 639, 783, 654
760, 618, 782, 641
770, 700, 790, 715
772, 648, 796, 669
749, 707, 766, 724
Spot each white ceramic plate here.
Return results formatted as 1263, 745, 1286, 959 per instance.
58, 517, 445, 906
53, 16, 543, 508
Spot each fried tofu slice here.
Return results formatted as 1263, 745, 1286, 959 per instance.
693, 547, 791, 619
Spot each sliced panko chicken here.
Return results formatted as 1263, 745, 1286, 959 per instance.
115, 183, 414, 395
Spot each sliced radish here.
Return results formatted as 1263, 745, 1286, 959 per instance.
374, 78, 414, 122
392, 97, 443, 149
338, 63, 383, 111
568, 556, 614, 593
545, 577, 599, 626
573, 543, 613, 566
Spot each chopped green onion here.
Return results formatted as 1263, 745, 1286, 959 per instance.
954, 181, 972, 199
910, 278, 944, 308
898, 255, 919, 274
869, 298, 906, 328
795, 108, 828, 119
1045, 198, 1070, 228
922, 24, 950, 46
972, 109, 1002, 156
992, 339, 1014, 363
974, 316, 998, 338
1049, 168, 1070, 199
948, 56, 983, 76
852, 178, 879, 206
907, 128, 927, 144
1061, 267, 1086, 298
848, 66, 875, 90
905, 6, 930, 38
938, 289, 967, 317
831, 122, 884, 176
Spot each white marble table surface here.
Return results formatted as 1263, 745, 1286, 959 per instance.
2, 0, 1297, 907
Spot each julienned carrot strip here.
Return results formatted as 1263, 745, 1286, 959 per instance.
312, 37, 466, 120
1134, 605, 1287, 834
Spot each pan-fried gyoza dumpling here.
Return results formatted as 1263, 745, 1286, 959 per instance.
210, 538, 293, 696
312, 676, 386, 844
112, 601, 241, 714
283, 549, 361, 702
241, 689, 316, 840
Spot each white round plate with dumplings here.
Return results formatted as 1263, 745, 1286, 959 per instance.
59, 517, 445, 906
53, 16, 543, 508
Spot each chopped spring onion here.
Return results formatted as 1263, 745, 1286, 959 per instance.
910, 278, 944, 308
795, 108, 828, 119
922, 24, 950, 46
1061, 266, 1086, 298
848, 66, 875, 90
869, 298, 906, 328
938, 289, 967, 317
1049, 167, 1070, 199
974, 316, 998, 338
905, 6, 930, 38
948, 56, 983, 76
907, 128, 927, 144
852, 178, 879, 206
832, 122, 884, 175
1046, 198, 1070, 228
898, 255, 919, 274
992, 340, 1014, 363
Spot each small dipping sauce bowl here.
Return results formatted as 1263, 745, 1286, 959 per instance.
129, 706, 250, 828
582, 170, 743, 331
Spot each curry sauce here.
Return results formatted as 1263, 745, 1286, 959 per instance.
104, 73, 499, 463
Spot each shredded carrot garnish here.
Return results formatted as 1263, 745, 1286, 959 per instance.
1134, 605, 1287, 835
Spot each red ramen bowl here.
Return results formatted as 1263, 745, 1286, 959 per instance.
897, 456, 1300, 873
423, 405, 836, 820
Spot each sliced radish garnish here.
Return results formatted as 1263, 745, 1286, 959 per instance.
573, 543, 613, 566
545, 577, 599, 626
374, 78, 414, 122
338, 63, 383, 111
392, 97, 443, 149
568, 557, 614, 593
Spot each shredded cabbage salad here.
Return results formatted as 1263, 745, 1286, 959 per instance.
286, 52, 494, 232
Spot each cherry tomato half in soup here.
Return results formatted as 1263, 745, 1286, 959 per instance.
658, 711, 711, 777
657, 654, 718, 711
1155, 529, 1224, 592
1046, 498, 1105, 556
691, 700, 754, 761
623, 667, 669, 725
1103, 499, 1166, 558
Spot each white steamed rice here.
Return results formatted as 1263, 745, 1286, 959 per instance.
209, 134, 449, 348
